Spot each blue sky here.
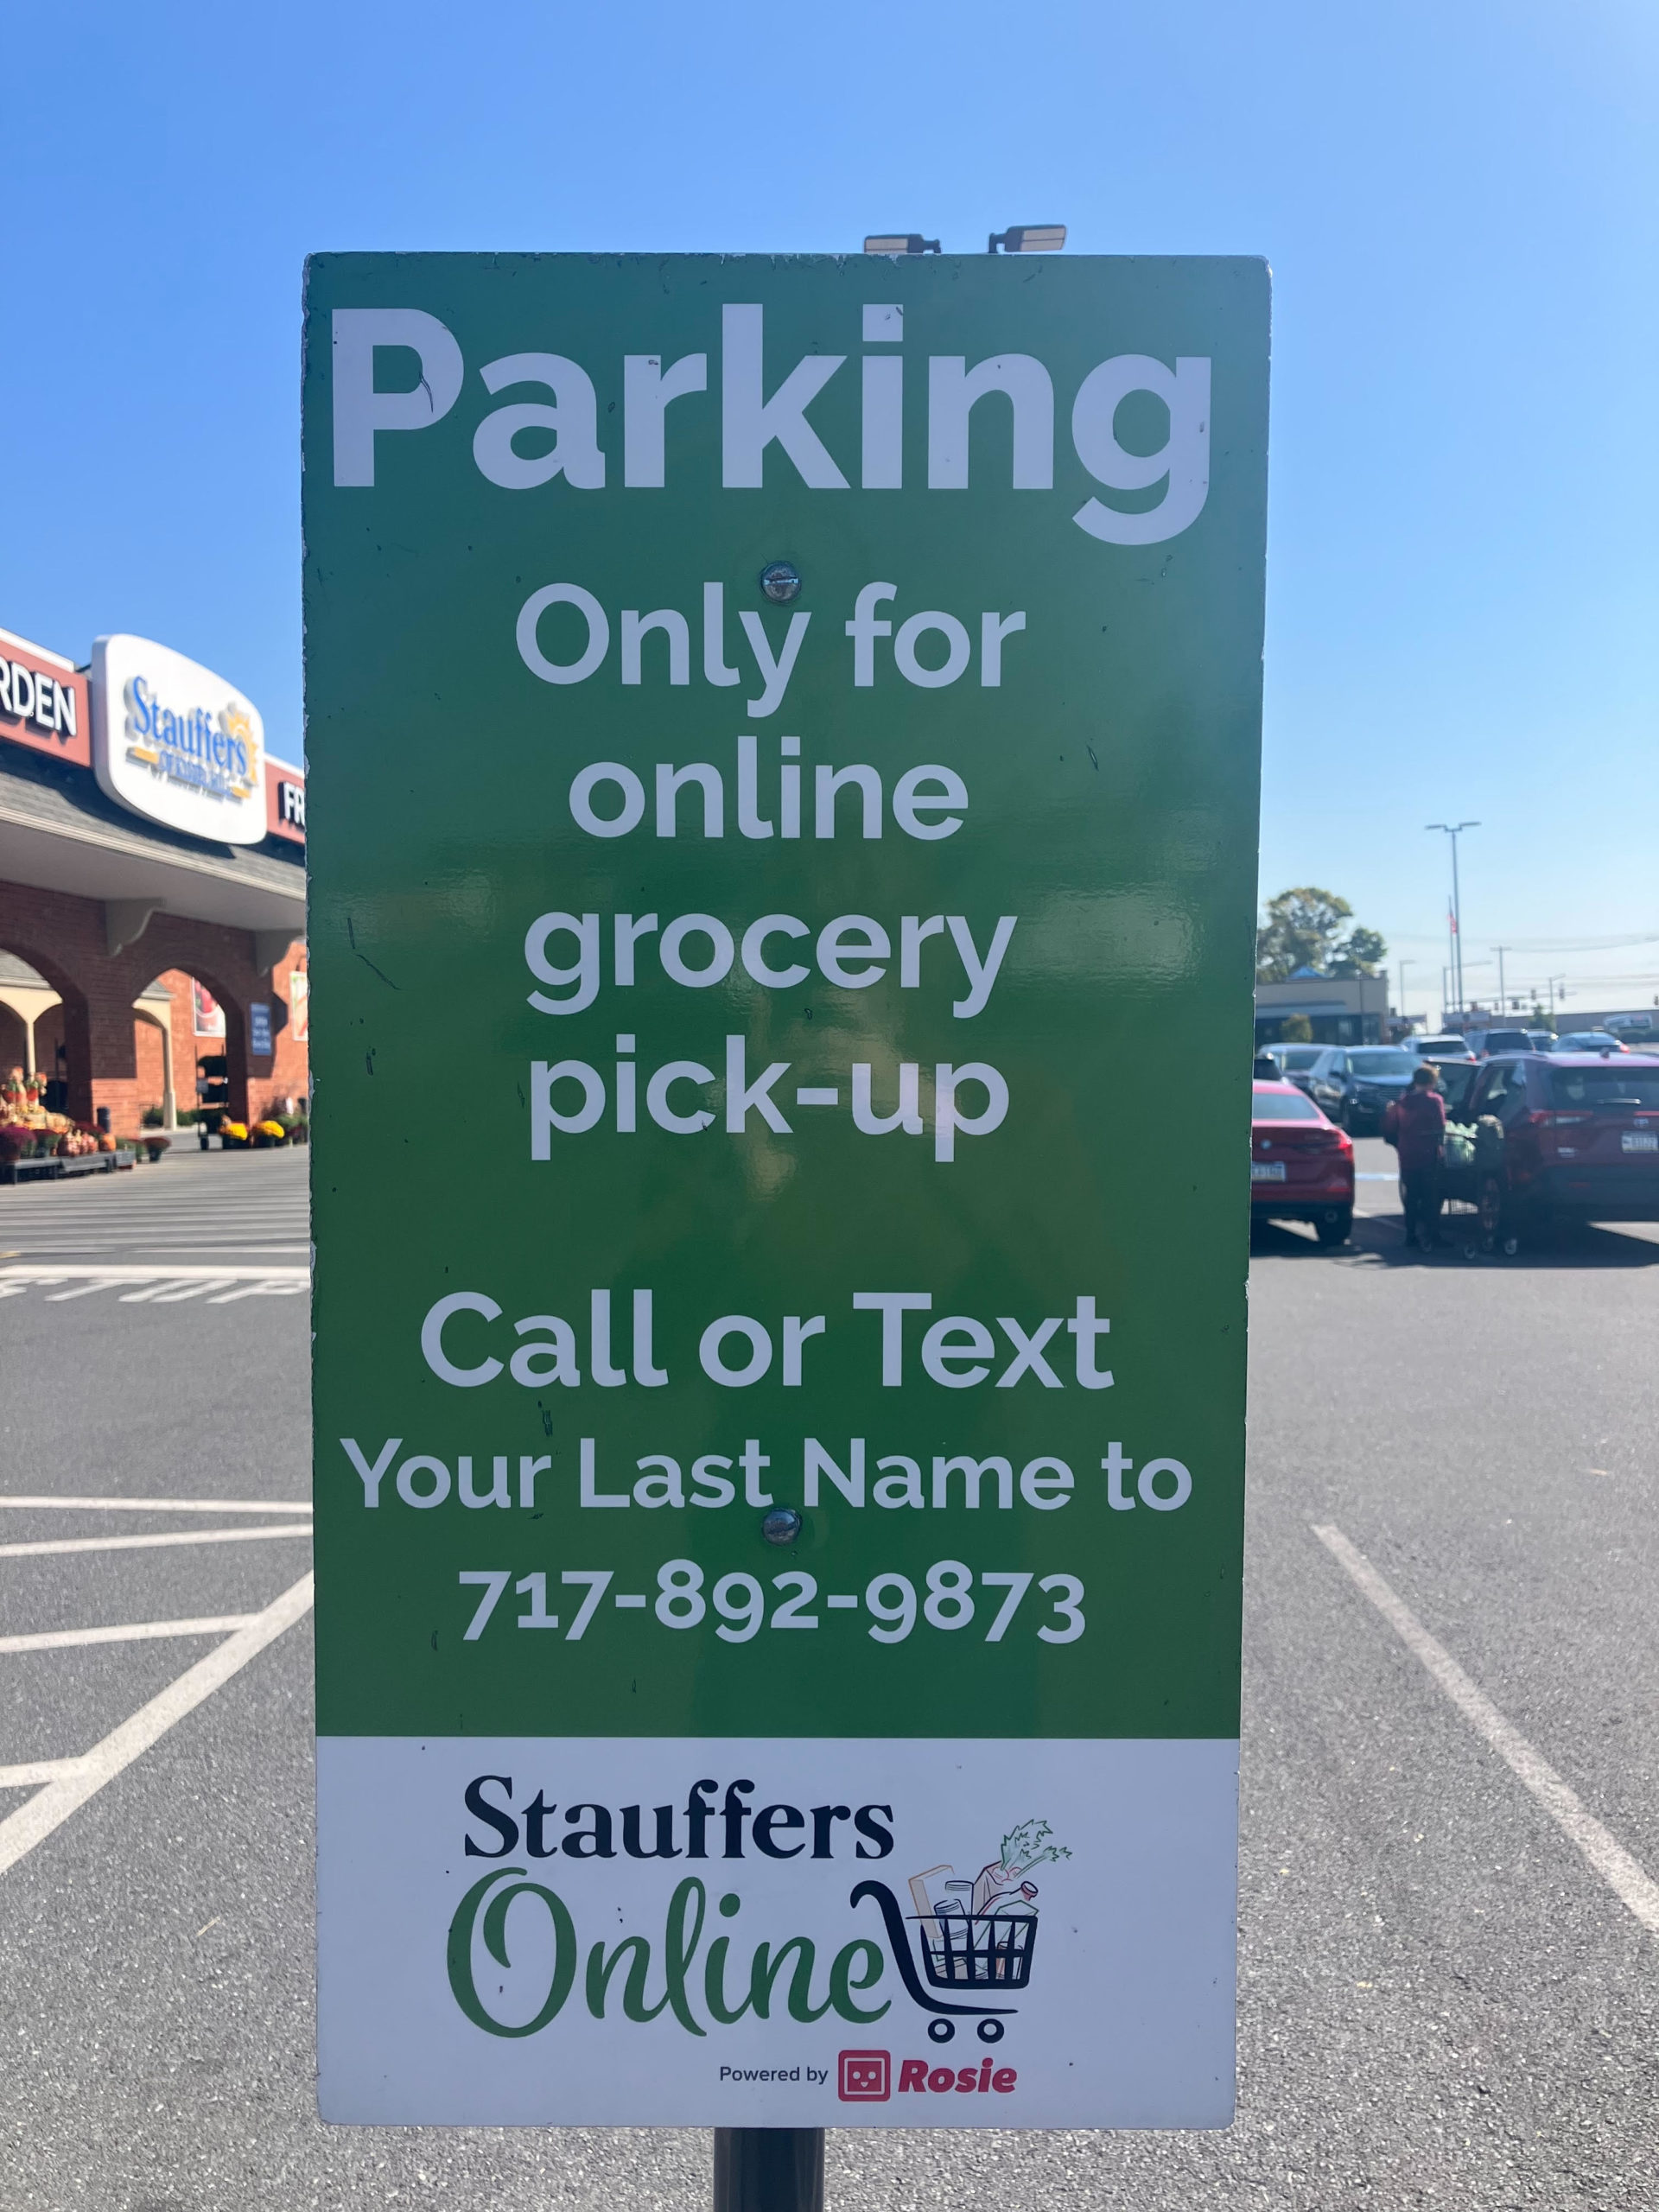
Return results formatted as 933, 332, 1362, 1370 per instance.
3, 0, 1654, 1020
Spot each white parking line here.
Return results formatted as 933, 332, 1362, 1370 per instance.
0, 1496, 312, 1515
0, 1274, 309, 1292
0, 1525, 311, 1560
134, 1245, 311, 1256
0, 1760, 88, 1789
0, 1573, 314, 1878
0, 1615, 259, 1654
1314, 1522, 1659, 1936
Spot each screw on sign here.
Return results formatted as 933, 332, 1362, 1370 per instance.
760, 561, 802, 605
303, 245, 1268, 2185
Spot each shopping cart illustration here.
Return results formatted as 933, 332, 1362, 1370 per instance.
849, 1878, 1037, 2044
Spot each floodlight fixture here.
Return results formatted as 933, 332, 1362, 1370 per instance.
988, 224, 1067, 255
863, 233, 941, 256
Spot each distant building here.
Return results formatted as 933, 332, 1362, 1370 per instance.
1255, 973, 1390, 1046
0, 622, 305, 1135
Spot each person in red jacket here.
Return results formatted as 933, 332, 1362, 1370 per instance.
1384, 1065, 1448, 1251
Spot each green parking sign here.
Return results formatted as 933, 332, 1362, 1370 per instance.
304, 251, 1268, 2129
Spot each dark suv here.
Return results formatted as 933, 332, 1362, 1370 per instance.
1339, 1046, 1418, 1133
1268, 1044, 1414, 1131
1442, 1053, 1659, 1237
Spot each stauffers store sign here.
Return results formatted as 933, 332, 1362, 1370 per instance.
92, 633, 267, 844
305, 252, 1268, 2133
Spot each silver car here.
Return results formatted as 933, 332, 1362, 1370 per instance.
1263, 1044, 1352, 1122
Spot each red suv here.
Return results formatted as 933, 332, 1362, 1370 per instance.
1443, 1053, 1659, 1238
1251, 1080, 1355, 1246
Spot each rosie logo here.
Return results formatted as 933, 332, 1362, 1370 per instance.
837, 2050, 890, 2102
836, 2050, 1018, 2099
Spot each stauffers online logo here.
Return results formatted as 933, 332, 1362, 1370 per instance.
330, 301, 1211, 545
448, 1786, 1068, 2053
124, 676, 259, 804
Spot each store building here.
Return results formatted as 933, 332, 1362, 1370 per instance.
1254, 972, 1391, 1046
0, 622, 305, 1135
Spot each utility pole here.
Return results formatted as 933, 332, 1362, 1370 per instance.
1427, 822, 1479, 1014
1397, 958, 1414, 1031
1495, 944, 1510, 1014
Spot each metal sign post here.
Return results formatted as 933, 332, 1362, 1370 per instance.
714, 2127, 823, 2212
302, 250, 1269, 2151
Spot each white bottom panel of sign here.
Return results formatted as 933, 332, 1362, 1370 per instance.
316, 1735, 1237, 2129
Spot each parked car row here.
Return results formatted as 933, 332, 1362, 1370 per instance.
1259, 1026, 1646, 1133
1260, 1042, 1437, 1132
1423, 1027, 1636, 1058
1250, 1046, 1659, 1253
1268, 1041, 1474, 1126
1459, 1027, 1542, 1057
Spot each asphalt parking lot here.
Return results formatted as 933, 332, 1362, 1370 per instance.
1, 1146, 1656, 2210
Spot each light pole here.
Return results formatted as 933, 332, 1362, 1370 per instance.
1494, 944, 1510, 1014
1397, 957, 1414, 1031
1427, 822, 1479, 1013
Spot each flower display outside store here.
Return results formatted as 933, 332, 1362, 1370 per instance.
2, 1065, 88, 1160
2, 1068, 50, 1118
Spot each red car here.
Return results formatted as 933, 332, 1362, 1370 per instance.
1440, 1052, 1659, 1237
1251, 1079, 1355, 1246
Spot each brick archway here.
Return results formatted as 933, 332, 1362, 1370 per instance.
0, 883, 301, 1132
139, 946, 252, 1131
0, 923, 92, 1119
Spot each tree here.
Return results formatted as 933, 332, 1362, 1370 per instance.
1330, 926, 1388, 979
1278, 1013, 1313, 1043
1255, 888, 1387, 982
